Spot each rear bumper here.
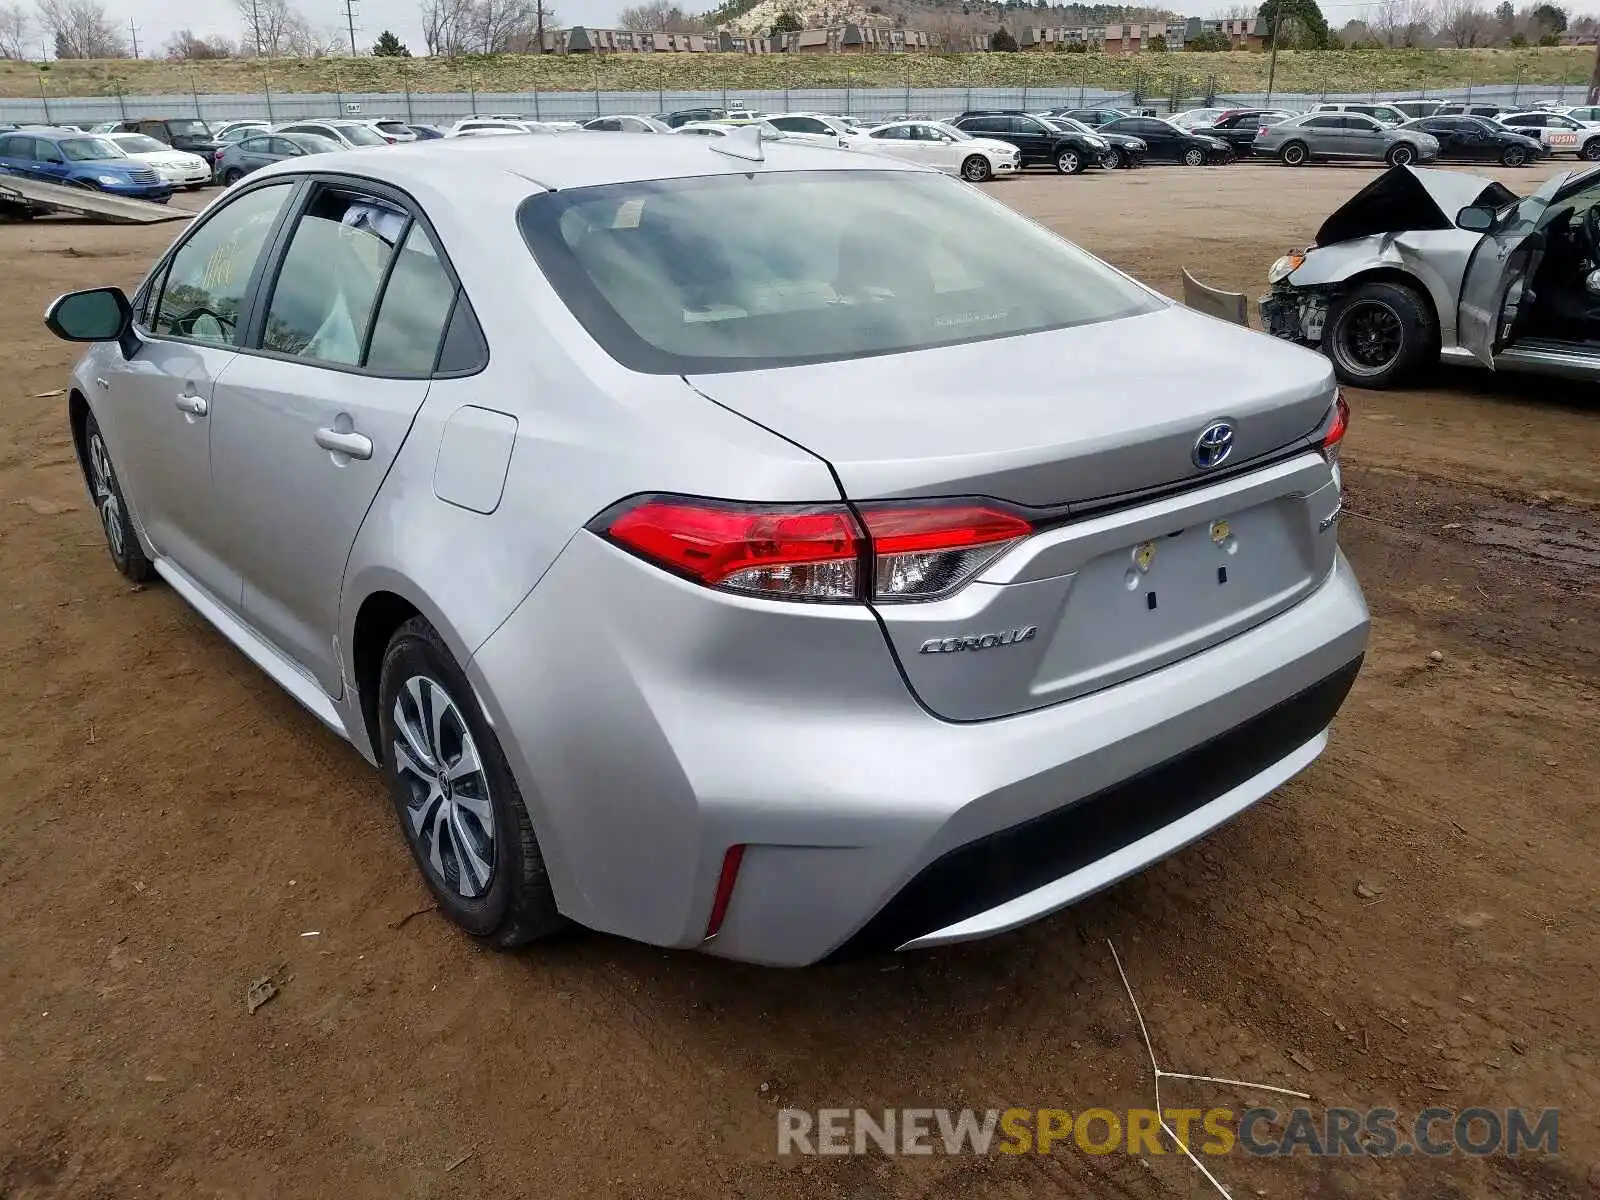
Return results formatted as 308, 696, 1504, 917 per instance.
470, 538, 1369, 967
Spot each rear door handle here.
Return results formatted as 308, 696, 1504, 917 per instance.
315, 427, 373, 460
174, 393, 208, 416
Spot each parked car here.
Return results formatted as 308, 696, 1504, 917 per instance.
856, 119, 1019, 180
951, 110, 1106, 174
0, 129, 172, 200
1097, 116, 1232, 165
1308, 101, 1410, 127
1554, 105, 1600, 124
582, 115, 674, 134
1042, 116, 1145, 168
213, 131, 343, 184
43, 134, 1367, 965
1255, 111, 1438, 167
1195, 165, 1600, 387
674, 120, 788, 142
660, 107, 728, 128
216, 122, 272, 145
1434, 102, 1517, 120
763, 113, 863, 146
273, 119, 388, 149
406, 124, 446, 140
448, 118, 557, 138
1056, 107, 1133, 128
1404, 115, 1545, 166
1388, 99, 1446, 120
212, 119, 271, 140
365, 118, 417, 143
1170, 107, 1233, 130
1205, 109, 1293, 156
105, 132, 212, 189
104, 117, 222, 157
1497, 110, 1599, 159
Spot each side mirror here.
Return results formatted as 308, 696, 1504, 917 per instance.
1455, 205, 1496, 233
45, 286, 132, 343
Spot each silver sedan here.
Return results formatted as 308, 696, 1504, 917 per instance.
43, 134, 1368, 965
1257, 111, 1439, 168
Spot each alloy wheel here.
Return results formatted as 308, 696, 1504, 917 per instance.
1057, 151, 1079, 174
87, 431, 125, 561
1335, 300, 1404, 375
391, 675, 496, 900
961, 155, 990, 182
1390, 145, 1414, 166
1184, 148, 1205, 166
1101, 148, 1123, 169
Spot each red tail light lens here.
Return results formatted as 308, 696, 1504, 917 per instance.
1323, 390, 1349, 451
596, 496, 1033, 603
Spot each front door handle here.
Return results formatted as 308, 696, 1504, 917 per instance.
174, 393, 208, 416
315, 427, 373, 460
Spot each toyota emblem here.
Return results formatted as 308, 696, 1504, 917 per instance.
1192, 421, 1236, 470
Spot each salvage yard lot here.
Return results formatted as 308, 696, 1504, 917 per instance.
1, 162, 1596, 1200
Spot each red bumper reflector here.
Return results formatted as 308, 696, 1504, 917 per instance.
705, 844, 746, 939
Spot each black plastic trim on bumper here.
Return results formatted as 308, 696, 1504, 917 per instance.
828, 655, 1364, 960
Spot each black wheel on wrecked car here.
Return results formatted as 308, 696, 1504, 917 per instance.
1386, 142, 1416, 167
1583, 138, 1600, 162
1324, 280, 1434, 389
1280, 141, 1309, 166
1500, 145, 1528, 168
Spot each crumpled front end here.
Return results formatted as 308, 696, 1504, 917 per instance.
1261, 282, 1328, 347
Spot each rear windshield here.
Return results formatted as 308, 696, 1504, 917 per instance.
337, 124, 386, 146
518, 169, 1159, 374
166, 118, 209, 136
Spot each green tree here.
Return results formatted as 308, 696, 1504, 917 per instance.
1509, 30, 1528, 43
1258, 0, 1329, 47
1530, 2, 1567, 34
767, 10, 801, 36
371, 29, 411, 55
1146, 32, 1167, 49
990, 24, 1018, 49
1184, 28, 1231, 49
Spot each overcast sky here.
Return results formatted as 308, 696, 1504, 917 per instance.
61, 0, 1600, 61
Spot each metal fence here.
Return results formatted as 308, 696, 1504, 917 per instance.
2, 82, 1591, 128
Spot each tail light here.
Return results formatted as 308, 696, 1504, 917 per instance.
594, 495, 1033, 604
1321, 390, 1349, 488
1258, 125, 1270, 137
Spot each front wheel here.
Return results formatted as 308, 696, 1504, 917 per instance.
960, 154, 991, 183
1386, 142, 1416, 167
1100, 146, 1124, 170
378, 617, 565, 949
1280, 141, 1308, 166
1324, 280, 1435, 389
1183, 147, 1206, 167
1501, 145, 1528, 167
1054, 149, 1084, 174
1582, 138, 1600, 162
81, 412, 155, 583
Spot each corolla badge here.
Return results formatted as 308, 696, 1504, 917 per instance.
919, 626, 1038, 654
1192, 421, 1236, 470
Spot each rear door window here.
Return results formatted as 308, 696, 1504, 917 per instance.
364, 225, 460, 376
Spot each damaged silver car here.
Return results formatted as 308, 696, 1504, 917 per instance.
1187, 165, 1600, 388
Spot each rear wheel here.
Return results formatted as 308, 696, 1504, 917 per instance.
1583, 138, 1600, 162
1054, 149, 1084, 175
221, 167, 243, 185
378, 617, 564, 949
1386, 142, 1416, 167
1100, 146, 1124, 170
1501, 145, 1528, 167
1324, 279, 1435, 389
1281, 141, 1308, 166
960, 154, 991, 183
1183, 147, 1206, 167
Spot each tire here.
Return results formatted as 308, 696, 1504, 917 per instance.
377, 616, 564, 949
81, 411, 155, 583
1100, 146, 1123, 170
1386, 142, 1416, 167
1054, 149, 1084, 174
1501, 145, 1528, 168
1280, 141, 1308, 166
1324, 279, 1435, 389
1583, 138, 1600, 162
221, 167, 244, 185
960, 154, 991, 183
1183, 147, 1206, 167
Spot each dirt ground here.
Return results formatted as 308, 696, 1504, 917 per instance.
1, 162, 1596, 1200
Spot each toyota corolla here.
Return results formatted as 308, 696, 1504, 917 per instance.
45, 131, 1368, 965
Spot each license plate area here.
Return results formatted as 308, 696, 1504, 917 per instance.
1031, 497, 1316, 696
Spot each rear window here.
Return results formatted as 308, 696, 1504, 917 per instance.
518, 169, 1159, 374
337, 124, 386, 146
166, 119, 208, 136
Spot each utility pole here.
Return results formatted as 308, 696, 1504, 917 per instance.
1589, 32, 1600, 104
251, 0, 263, 56
1264, 1, 1284, 107
340, 0, 358, 54
128, 18, 140, 58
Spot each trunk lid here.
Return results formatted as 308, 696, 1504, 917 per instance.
686, 304, 1334, 509
690, 305, 1345, 721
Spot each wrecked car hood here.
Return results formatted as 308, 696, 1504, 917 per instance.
1315, 165, 1517, 246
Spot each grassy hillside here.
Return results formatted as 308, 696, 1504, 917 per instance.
3, 46, 1592, 100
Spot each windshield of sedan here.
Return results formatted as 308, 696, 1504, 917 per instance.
166, 118, 209, 136
334, 123, 386, 146
115, 134, 169, 154
59, 137, 126, 160
519, 170, 1160, 374
289, 133, 344, 153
